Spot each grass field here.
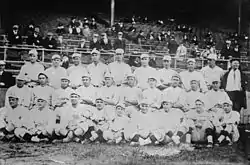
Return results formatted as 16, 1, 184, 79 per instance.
0, 141, 248, 165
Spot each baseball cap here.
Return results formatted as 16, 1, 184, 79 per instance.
16, 74, 26, 81
29, 49, 38, 56
72, 53, 81, 58
91, 49, 100, 55
207, 54, 217, 60
187, 58, 196, 63
52, 54, 61, 60
223, 99, 233, 105
140, 54, 149, 59
163, 55, 171, 61
115, 48, 124, 54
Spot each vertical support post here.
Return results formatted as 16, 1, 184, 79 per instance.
3, 46, 7, 61
111, 0, 115, 27
42, 48, 45, 62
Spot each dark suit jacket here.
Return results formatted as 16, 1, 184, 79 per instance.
113, 39, 126, 50
8, 31, 22, 45
221, 68, 248, 109
0, 71, 15, 88
89, 40, 101, 50
26, 34, 43, 46
42, 37, 57, 49
100, 39, 112, 50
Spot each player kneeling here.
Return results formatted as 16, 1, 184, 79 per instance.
53, 92, 92, 143
102, 103, 129, 144
87, 97, 116, 143
124, 100, 155, 146
214, 99, 240, 146
185, 98, 215, 148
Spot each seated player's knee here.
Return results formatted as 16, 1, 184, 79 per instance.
205, 128, 214, 136
224, 124, 233, 134
221, 130, 229, 137
103, 131, 113, 141
5, 124, 15, 133
74, 128, 84, 136
131, 134, 140, 142
14, 128, 26, 138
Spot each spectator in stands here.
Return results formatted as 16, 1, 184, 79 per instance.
25, 20, 35, 36
127, 22, 136, 33
190, 45, 201, 58
43, 32, 57, 49
113, 32, 126, 50
136, 30, 145, 45
176, 42, 187, 58
156, 33, 163, 42
8, 25, 22, 46
147, 31, 154, 41
83, 17, 89, 26
68, 16, 78, 35
89, 33, 101, 50
168, 36, 178, 55
100, 33, 112, 50
221, 40, 234, 59
26, 27, 43, 46
0, 61, 15, 88
191, 35, 198, 45
116, 21, 125, 33
90, 18, 97, 29
78, 39, 87, 49
19, 49, 45, 86
231, 45, 241, 58
221, 59, 248, 112
56, 23, 66, 35
82, 24, 91, 39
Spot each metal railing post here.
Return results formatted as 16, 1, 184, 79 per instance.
42, 48, 45, 62
3, 46, 7, 61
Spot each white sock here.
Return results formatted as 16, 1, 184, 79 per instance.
218, 135, 225, 143
186, 134, 191, 144
207, 135, 213, 143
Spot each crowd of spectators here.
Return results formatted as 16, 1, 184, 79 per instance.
3, 15, 249, 61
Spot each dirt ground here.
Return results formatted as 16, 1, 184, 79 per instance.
0, 141, 248, 165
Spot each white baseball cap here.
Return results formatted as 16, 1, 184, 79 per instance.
207, 54, 217, 60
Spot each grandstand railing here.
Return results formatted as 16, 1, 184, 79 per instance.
0, 45, 235, 70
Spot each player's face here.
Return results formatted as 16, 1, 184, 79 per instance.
82, 77, 91, 87
127, 76, 135, 86
223, 103, 232, 113
96, 99, 104, 110
162, 102, 172, 112
52, 58, 61, 67
115, 53, 123, 62
38, 75, 47, 85
231, 61, 240, 70
190, 81, 199, 91
61, 79, 69, 88
171, 77, 180, 87
37, 99, 46, 109
141, 57, 149, 66
195, 101, 204, 113
70, 95, 79, 105
212, 81, 220, 90
92, 53, 100, 62
163, 60, 171, 68
16, 79, 25, 88
116, 107, 124, 117
73, 57, 80, 65
187, 62, 195, 70
140, 104, 149, 114
105, 77, 113, 87
0, 64, 5, 71
208, 59, 216, 66
9, 97, 18, 108
148, 78, 157, 88
30, 54, 38, 63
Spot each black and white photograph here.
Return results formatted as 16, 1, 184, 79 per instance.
0, 0, 249, 164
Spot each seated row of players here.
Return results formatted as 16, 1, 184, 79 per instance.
0, 70, 239, 147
